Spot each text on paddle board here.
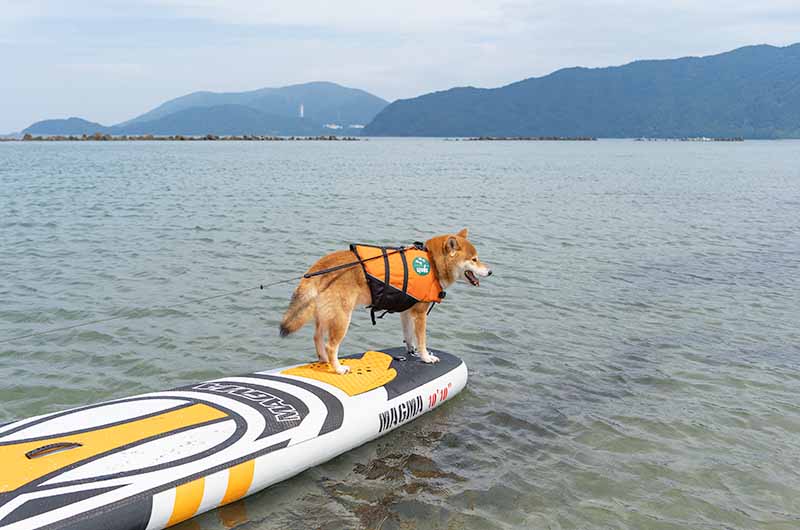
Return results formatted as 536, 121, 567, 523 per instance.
193, 382, 301, 422
378, 395, 424, 432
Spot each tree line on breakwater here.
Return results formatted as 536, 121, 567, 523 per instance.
462, 136, 597, 141
634, 137, 744, 142
2, 133, 361, 142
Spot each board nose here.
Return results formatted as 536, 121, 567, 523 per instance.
0, 403, 228, 493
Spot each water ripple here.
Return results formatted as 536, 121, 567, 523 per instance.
1, 139, 800, 528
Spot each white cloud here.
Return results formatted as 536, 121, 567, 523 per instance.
145, 0, 511, 33
0, 0, 45, 19
59, 62, 149, 77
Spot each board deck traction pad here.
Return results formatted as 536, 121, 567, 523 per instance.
0, 348, 467, 530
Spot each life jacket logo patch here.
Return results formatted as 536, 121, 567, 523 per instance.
412, 256, 431, 276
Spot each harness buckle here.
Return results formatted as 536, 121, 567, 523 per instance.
369, 307, 390, 326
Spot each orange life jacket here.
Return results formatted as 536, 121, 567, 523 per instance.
350, 243, 445, 324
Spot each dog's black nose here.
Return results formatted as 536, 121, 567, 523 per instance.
487, 269, 493, 276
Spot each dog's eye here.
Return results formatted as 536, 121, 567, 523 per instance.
472, 257, 478, 262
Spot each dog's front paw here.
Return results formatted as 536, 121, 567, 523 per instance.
404, 340, 417, 355
419, 352, 440, 364
335, 365, 351, 375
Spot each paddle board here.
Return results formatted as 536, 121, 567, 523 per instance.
0, 348, 467, 530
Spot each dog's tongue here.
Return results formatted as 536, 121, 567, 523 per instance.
465, 270, 480, 286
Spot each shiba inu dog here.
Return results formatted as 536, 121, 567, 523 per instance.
279, 228, 492, 374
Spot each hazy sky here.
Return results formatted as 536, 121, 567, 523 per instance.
2, 0, 798, 131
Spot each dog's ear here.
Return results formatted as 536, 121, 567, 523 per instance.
457, 228, 468, 238
445, 236, 460, 255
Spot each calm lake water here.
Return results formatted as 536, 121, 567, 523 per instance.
1, 139, 799, 529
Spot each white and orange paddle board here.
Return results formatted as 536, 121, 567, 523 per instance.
0, 348, 467, 530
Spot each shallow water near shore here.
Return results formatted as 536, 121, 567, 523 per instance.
2, 138, 799, 529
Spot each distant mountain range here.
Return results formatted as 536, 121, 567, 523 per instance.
23, 82, 388, 137
18, 43, 800, 139
364, 43, 800, 138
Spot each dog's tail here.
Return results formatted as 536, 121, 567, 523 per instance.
279, 280, 316, 337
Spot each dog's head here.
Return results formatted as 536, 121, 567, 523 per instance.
428, 228, 492, 287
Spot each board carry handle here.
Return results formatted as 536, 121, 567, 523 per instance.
25, 442, 83, 460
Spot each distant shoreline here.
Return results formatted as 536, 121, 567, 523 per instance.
455, 136, 744, 142
635, 136, 744, 142
0, 134, 753, 143
460, 136, 596, 141
2, 133, 362, 142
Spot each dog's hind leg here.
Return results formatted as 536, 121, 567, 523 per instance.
325, 313, 352, 375
400, 311, 417, 354
314, 319, 327, 363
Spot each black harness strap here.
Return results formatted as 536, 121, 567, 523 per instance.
308, 246, 410, 279
370, 247, 392, 325
371, 309, 390, 325
303, 258, 363, 278
380, 247, 390, 296
399, 250, 409, 294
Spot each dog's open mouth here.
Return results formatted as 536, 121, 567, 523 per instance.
465, 270, 480, 286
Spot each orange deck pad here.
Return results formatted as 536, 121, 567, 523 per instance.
281, 350, 397, 396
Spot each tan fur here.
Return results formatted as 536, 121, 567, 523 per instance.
280, 228, 491, 374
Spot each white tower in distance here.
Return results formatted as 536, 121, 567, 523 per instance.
299, 104, 304, 118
